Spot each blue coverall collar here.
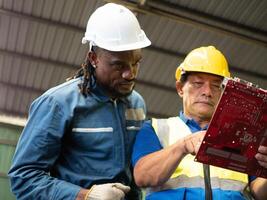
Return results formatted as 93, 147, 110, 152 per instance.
179, 111, 209, 131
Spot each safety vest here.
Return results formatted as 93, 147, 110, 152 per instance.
147, 117, 249, 196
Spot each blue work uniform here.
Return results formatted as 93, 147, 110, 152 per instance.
9, 77, 146, 200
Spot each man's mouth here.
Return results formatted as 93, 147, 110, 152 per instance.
119, 80, 135, 86
195, 101, 214, 106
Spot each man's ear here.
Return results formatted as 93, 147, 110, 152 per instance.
88, 51, 97, 67
176, 81, 184, 97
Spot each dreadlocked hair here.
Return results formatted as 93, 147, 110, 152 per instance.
67, 52, 96, 97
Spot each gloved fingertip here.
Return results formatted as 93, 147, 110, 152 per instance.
113, 183, 131, 192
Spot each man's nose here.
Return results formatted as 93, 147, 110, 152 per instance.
122, 66, 137, 80
202, 83, 212, 96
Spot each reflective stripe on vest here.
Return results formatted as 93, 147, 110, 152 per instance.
149, 117, 248, 194
147, 175, 247, 195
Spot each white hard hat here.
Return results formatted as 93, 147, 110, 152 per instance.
82, 3, 151, 51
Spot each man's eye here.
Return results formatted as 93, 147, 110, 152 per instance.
212, 84, 220, 88
212, 84, 223, 91
135, 62, 141, 68
112, 64, 124, 70
193, 82, 203, 87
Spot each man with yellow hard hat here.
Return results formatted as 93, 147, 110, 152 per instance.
131, 46, 267, 200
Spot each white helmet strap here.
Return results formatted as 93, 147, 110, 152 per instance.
89, 41, 97, 52
89, 41, 93, 52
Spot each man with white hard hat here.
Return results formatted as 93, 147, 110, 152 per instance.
9, 3, 151, 200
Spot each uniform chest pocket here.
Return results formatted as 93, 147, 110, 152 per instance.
72, 126, 114, 153
71, 126, 115, 175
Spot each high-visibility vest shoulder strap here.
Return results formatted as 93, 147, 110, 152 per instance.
152, 117, 191, 147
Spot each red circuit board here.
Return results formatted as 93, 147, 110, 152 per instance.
195, 78, 267, 178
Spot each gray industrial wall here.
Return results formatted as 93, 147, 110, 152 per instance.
0, 121, 23, 200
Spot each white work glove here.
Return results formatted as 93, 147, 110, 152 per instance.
86, 183, 130, 200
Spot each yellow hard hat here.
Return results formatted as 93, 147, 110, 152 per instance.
175, 46, 231, 80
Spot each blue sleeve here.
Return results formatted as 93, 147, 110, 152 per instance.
132, 120, 162, 167
249, 176, 257, 182
8, 95, 81, 200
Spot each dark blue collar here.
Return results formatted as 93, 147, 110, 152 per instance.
179, 111, 208, 132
